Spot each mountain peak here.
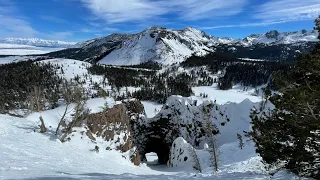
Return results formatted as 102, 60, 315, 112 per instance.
265, 30, 280, 39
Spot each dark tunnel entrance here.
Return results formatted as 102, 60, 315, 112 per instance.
143, 139, 170, 165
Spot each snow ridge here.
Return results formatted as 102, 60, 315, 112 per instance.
99, 27, 213, 65
241, 29, 318, 46
0, 38, 77, 48
97, 27, 318, 65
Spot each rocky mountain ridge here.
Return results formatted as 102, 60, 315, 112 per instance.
45, 27, 318, 65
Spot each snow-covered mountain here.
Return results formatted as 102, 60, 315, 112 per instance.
46, 27, 318, 65
99, 27, 214, 65
74, 34, 132, 49
241, 29, 318, 46
0, 38, 77, 48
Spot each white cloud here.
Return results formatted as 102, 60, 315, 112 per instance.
199, 20, 288, 30
80, 0, 167, 23
0, 1, 38, 38
79, 0, 248, 23
199, 0, 320, 30
168, 0, 248, 20
47, 31, 73, 40
255, 0, 320, 22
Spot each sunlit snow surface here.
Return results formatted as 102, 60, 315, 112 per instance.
0, 43, 63, 55
0, 58, 303, 180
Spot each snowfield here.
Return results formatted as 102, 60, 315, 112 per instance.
0, 58, 303, 179
0, 43, 63, 55
0, 97, 301, 180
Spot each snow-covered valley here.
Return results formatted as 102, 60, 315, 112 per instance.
1, 24, 318, 179
0, 38, 76, 55
0, 57, 304, 180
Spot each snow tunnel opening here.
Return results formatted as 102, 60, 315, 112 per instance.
145, 152, 159, 165
143, 139, 170, 165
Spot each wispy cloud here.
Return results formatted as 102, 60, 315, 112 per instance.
199, 0, 320, 30
198, 21, 289, 30
0, 0, 38, 38
40, 15, 67, 23
79, 0, 248, 23
168, 0, 248, 21
255, 0, 320, 22
46, 31, 73, 40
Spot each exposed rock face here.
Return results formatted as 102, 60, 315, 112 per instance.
87, 103, 129, 141
87, 99, 145, 166
86, 96, 227, 166
131, 151, 141, 166
265, 30, 280, 39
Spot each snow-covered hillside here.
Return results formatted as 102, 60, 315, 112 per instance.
99, 27, 213, 65
95, 28, 318, 65
0, 56, 304, 179
0, 97, 300, 180
74, 33, 131, 49
41, 27, 318, 65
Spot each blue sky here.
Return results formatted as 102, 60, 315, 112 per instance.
0, 0, 319, 42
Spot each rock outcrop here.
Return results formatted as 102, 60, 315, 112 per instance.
86, 96, 228, 166
131, 96, 228, 164
87, 99, 145, 165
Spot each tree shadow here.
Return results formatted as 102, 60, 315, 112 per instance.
7, 171, 275, 180
13, 124, 60, 142
11, 172, 188, 180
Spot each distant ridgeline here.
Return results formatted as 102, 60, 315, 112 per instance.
44, 27, 318, 64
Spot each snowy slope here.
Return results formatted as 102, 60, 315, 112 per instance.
0, 56, 38, 64
44, 27, 318, 65
0, 97, 301, 179
74, 34, 131, 49
99, 27, 213, 65
96, 28, 318, 65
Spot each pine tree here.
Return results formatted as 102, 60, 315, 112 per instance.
249, 16, 320, 179
237, 133, 244, 149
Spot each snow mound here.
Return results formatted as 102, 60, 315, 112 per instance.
168, 137, 195, 170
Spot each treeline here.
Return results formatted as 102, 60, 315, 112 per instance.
132, 71, 194, 103
182, 52, 293, 90
213, 42, 317, 61
87, 64, 156, 88
249, 17, 320, 179
88, 64, 195, 103
0, 61, 61, 113
121, 61, 162, 70
181, 52, 239, 74
218, 61, 293, 90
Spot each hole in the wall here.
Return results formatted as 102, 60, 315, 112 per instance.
145, 152, 159, 165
